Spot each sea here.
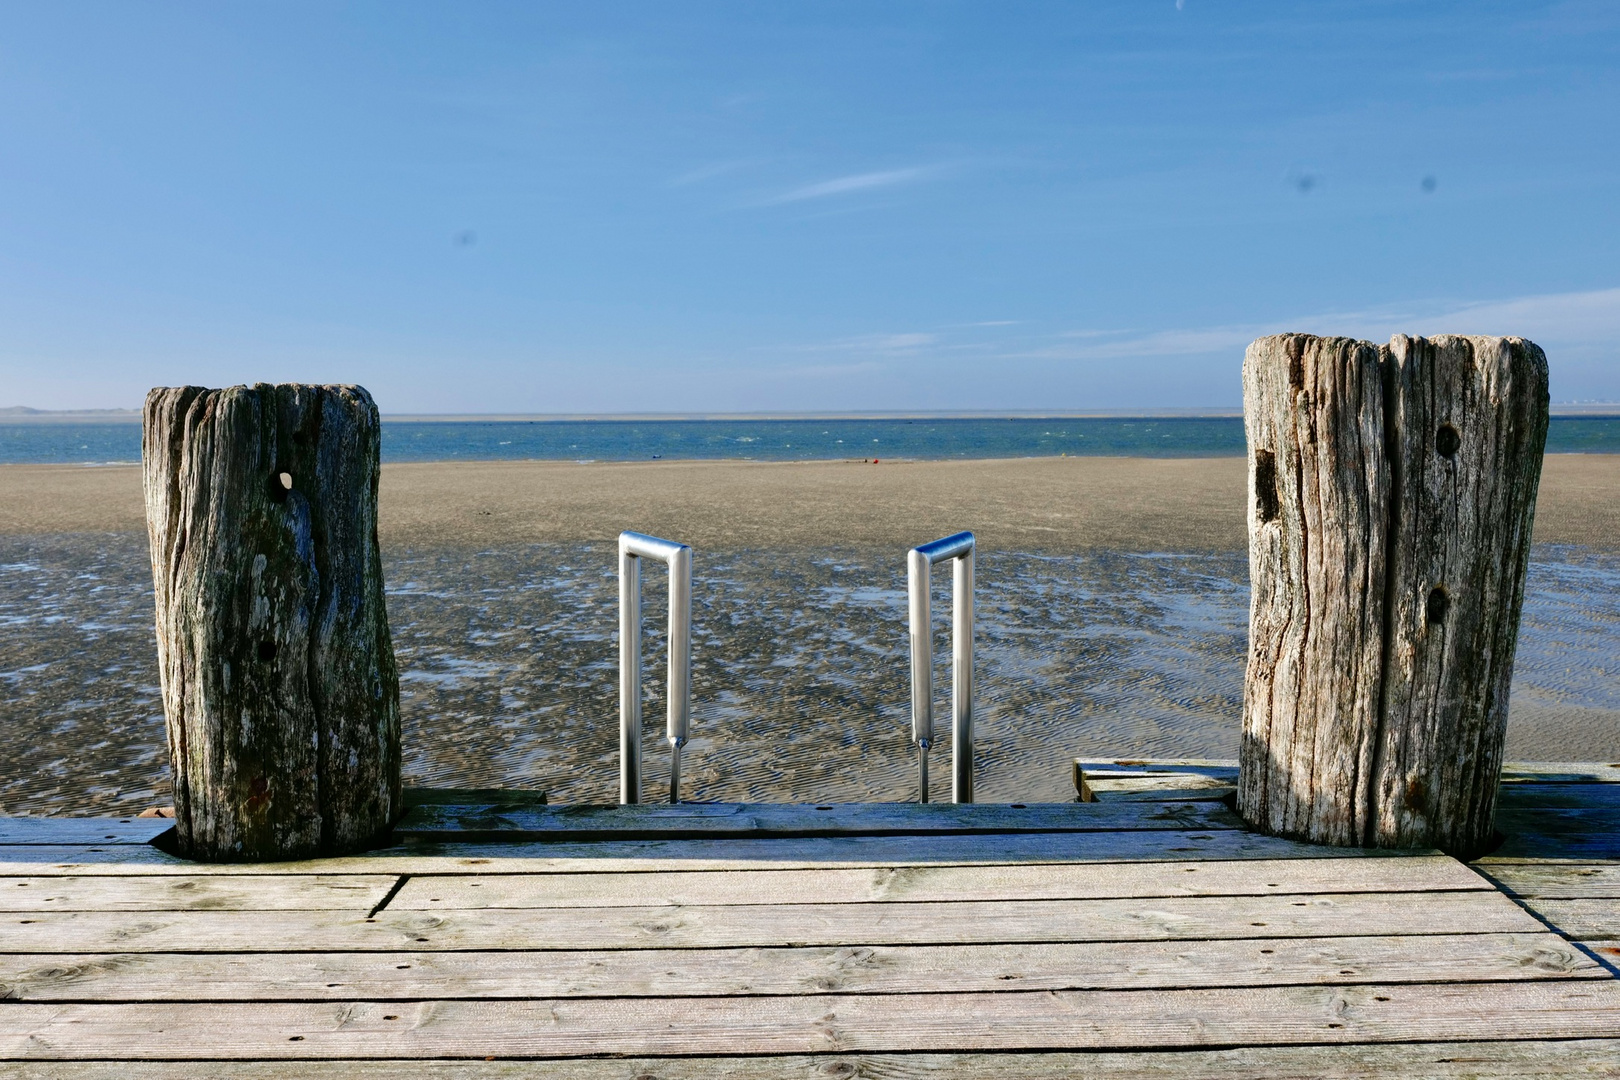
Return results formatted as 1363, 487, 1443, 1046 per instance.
5, 414, 1620, 465
2, 415, 1618, 814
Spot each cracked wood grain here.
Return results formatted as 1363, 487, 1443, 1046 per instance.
1239, 335, 1548, 858
143, 384, 401, 862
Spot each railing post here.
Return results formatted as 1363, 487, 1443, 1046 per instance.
618, 531, 693, 805
907, 531, 976, 803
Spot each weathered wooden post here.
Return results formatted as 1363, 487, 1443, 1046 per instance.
143, 384, 401, 861
1239, 334, 1548, 858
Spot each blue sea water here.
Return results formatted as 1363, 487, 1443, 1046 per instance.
5, 415, 1620, 465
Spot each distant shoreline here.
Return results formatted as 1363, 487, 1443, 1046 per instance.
6, 404, 1620, 424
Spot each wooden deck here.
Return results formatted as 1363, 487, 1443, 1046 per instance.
1, 762, 1617, 1077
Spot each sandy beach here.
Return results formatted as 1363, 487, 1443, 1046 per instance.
4, 453, 1618, 550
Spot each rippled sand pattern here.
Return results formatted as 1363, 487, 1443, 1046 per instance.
2, 535, 1618, 814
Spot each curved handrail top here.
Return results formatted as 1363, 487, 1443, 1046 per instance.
620, 530, 690, 563
912, 531, 975, 563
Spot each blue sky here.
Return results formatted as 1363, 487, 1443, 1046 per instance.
1, 1, 1617, 412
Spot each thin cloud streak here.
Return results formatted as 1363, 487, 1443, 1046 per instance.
1029, 286, 1620, 364
764, 167, 933, 205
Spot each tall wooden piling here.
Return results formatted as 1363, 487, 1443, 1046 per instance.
143, 384, 401, 861
1239, 334, 1548, 858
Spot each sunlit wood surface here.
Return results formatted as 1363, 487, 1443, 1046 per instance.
1, 761, 1616, 1077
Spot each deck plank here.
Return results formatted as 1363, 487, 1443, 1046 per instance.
0, 932, 1597, 1002
6, 983, 1620, 1058
0, 828, 1437, 876
1583, 941, 1620, 973
7, 1042, 1620, 1078
1479, 861, 1620, 899
0, 875, 398, 912
393, 800, 1241, 841
0, 891, 1544, 952
386, 855, 1487, 909
0, 820, 171, 847
1497, 784, 1620, 809
1516, 898, 1620, 940
1493, 808, 1620, 860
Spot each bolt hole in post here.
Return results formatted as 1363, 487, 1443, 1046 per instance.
267, 471, 294, 503
907, 531, 975, 804
1436, 423, 1461, 458
618, 531, 693, 804
1426, 586, 1450, 627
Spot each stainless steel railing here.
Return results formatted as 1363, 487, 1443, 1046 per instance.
907, 531, 975, 804
619, 531, 693, 804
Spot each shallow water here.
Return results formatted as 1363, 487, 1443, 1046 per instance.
5, 414, 1620, 465
2, 535, 1617, 814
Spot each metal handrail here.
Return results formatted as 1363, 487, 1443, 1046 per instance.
907, 531, 975, 804
619, 531, 693, 804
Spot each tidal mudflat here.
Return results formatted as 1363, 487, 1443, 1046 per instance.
2, 532, 1617, 815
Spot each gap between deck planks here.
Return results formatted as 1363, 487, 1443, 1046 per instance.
6, 982, 1620, 1059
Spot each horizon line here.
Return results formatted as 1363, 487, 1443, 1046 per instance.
5, 404, 1620, 423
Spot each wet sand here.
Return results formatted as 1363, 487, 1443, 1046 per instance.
2, 455, 1617, 814
5, 453, 1616, 550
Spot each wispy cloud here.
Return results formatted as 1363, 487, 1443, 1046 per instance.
763, 167, 934, 205
777, 331, 939, 354
1029, 286, 1620, 365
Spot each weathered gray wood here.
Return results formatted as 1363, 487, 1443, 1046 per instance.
0, 875, 398, 912
9, 1042, 1620, 1078
1240, 335, 1390, 849
1373, 334, 1550, 857
0, 890, 1543, 952
1497, 783, 1620, 809
1240, 334, 1549, 858
1076, 760, 1240, 779
393, 799, 1241, 841
5, 982, 1619, 1058
386, 854, 1485, 909
1501, 762, 1620, 782
12, 1043, 1620, 1079
1079, 759, 1620, 784
0, 932, 1595, 1002
1584, 941, 1620, 973
1483, 861, 1620, 899
0, 828, 1440, 875
1490, 807, 1620, 860
143, 384, 401, 861
1515, 898, 1620, 940
9, 1042, 1620, 1079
